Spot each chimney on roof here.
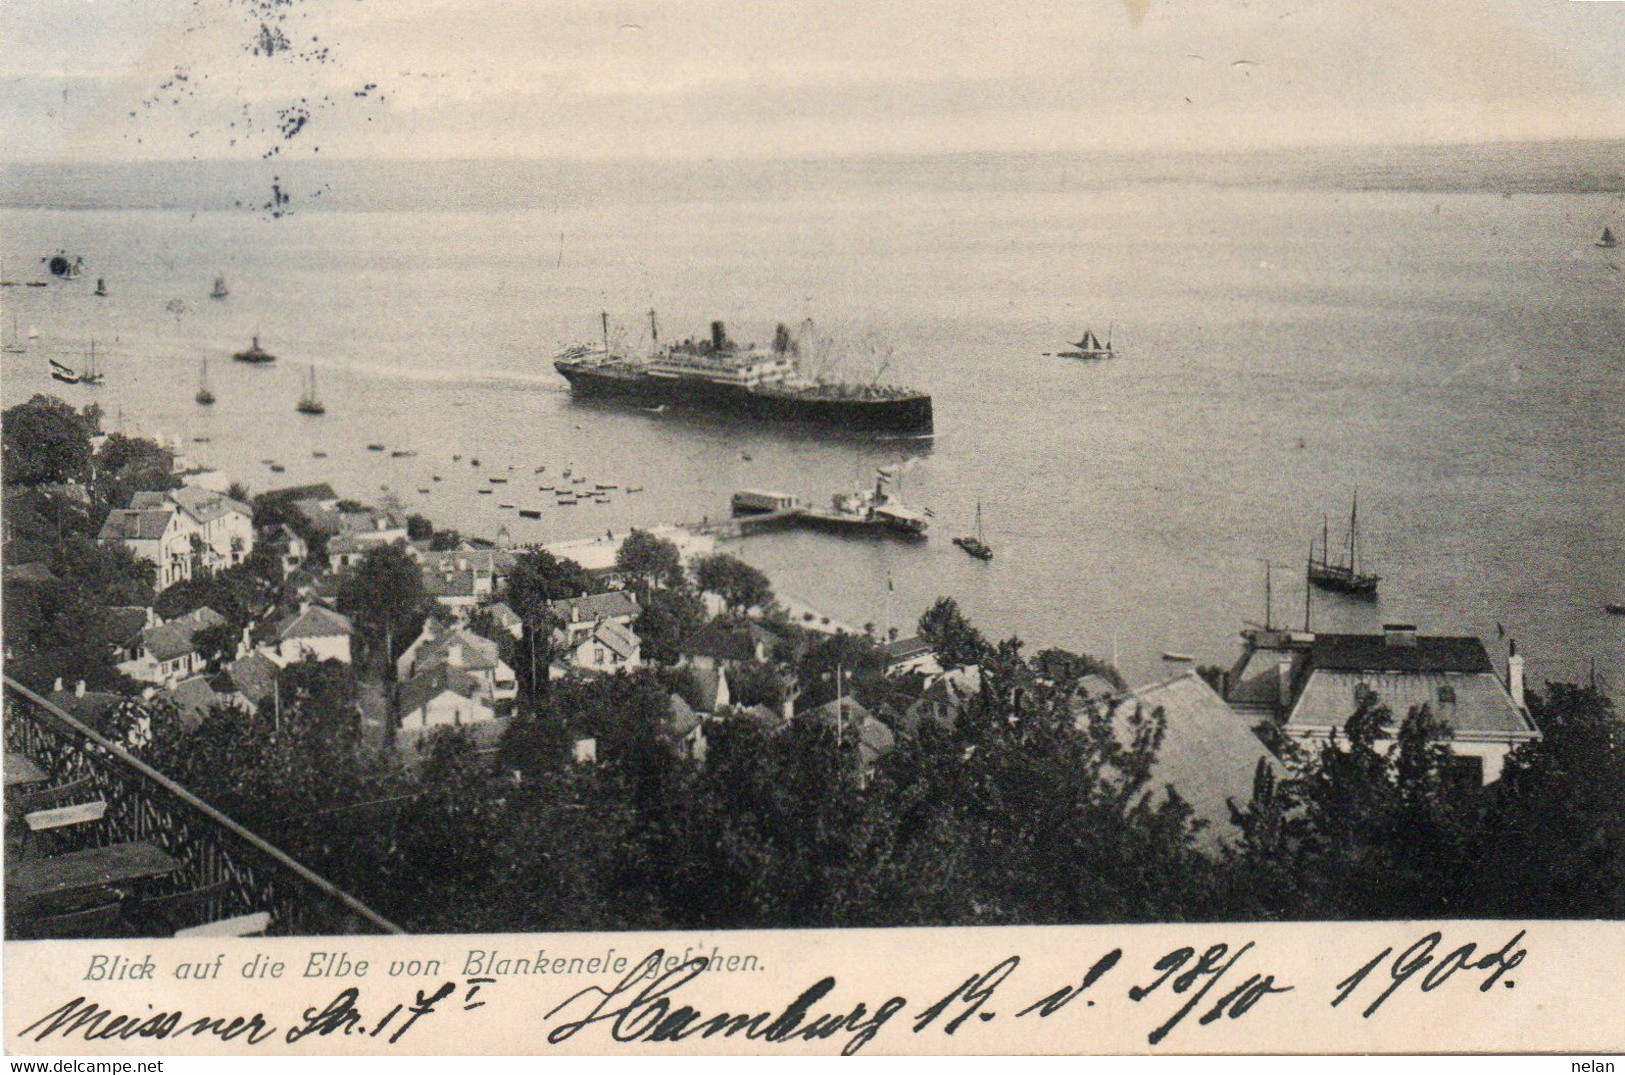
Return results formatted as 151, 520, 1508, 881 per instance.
448, 643, 464, 668
1507, 638, 1526, 712
1276, 656, 1294, 714
1383, 623, 1418, 648
53, 677, 64, 693
75, 680, 86, 698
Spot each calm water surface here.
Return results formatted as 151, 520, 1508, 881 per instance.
3, 161, 1621, 688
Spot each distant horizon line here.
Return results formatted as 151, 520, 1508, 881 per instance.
5, 132, 1624, 170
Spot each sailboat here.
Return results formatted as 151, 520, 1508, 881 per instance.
953, 501, 994, 561
3, 314, 25, 354
210, 276, 229, 299
1306, 492, 1380, 597
195, 359, 215, 405
1598, 227, 1618, 250
77, 340, 105, 385
1055, 325, 1115, 360
94, 278, 108, 297
296, 364, 325, 415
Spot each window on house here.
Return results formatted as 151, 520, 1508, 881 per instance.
1443, 754, 1484, 792
1437, 684, 1457, 705
595, 646, 606, 664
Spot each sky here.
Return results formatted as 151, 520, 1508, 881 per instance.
3, 0, 1625, 162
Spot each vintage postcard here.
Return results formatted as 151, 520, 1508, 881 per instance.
2, 0, 1622, 1058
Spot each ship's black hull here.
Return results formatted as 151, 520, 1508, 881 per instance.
556, 363, 933, 436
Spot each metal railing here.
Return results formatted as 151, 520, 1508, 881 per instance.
5, 676, 403, 936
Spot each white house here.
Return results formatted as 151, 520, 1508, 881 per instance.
119, 607, 229, 687
397, 668, 496, 732
397, 621, 516, 703
132, 486, 254, 573
261, 604, 355, 666
98, 506, 195, 590
1231, 624, 1540, 785
547, 591, 640, 644
550, 619, 641, 679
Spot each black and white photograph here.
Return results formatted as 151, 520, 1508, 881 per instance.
1, 0, 1621, 1057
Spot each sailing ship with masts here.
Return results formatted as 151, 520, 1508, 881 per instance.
210, 276, 229, 299
195, 359, 215, 405
1055, 325, 1114, 360
77, 340, 105, 386
953, 501, 993, 561
296, 364, 325, 415
1307, 492, 1380, 597
1597, 227, 1618, 249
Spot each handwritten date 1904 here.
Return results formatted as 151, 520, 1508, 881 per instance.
1332, 930, 1526, 1019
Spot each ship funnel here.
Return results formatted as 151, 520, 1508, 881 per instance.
711, 321, 728, 350
772, 323, 792, 354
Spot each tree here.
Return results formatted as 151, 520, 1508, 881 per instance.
429, 529, 462, 551
191, 621, 241, 671
406, 513, 434, 541
505, 550, 592, 619
3, 394, 92, 486
337, 544, 425, 669
227, 481, 252, 503
615, 529, 684, 592
92, 433, 179, 509
693, 553, 773, 614
633, 586, 708, 666
1471, 683, 1624, 918
917, 597, 989, 670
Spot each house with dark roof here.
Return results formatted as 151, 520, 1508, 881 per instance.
397, 666, 496, 734
547, 591, 640, 644
396, 621, 515, 702
550, 618, 642, 679
803, 696, 896, 772
485, 601, 523, 638
1093, 671, 1283, 850
99, 606, 156, 663
98, 505, 193, 590
1230, 624, 1539, 785
261, 603, 354, 665
219, 651, 281, 713
133, 486, 254, 572
262, 524, 308, 576
120, 607, 228, 687
678, 619, 785, 672
162, 675, 227, 729
881, 635, 941, 677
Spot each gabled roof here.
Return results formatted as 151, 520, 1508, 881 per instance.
164, 675, 224, 729
549, 590, 640, 624
581, 619, 639, 660
275, 604, 354, 641
485, 602, 522, 628
413, 626, 501, 673
805, 697, 894, 763
679, 619, 781, 663
422, 567, 478, 599
223, 651, 280, 705
100, 606, 152, 647
1101, 671, 1281, 847
143, 606, 227, 662
742, 703, 788, 735
398, 666, 486, 716
138, 485, 251, 526
881, 635, 933, 662
47, 687, 122, 725
667, 694, 701, 738
98, 508, 175, 542
1307, 633, 1495, 675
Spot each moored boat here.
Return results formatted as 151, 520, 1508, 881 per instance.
1307, 493, 1381, 597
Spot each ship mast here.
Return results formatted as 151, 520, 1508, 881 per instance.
648, 309, 659, 346
600, 311, 609, 353
1348, 490, 1360, 574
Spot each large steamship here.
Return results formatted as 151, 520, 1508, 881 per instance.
553, 315, 933, 437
